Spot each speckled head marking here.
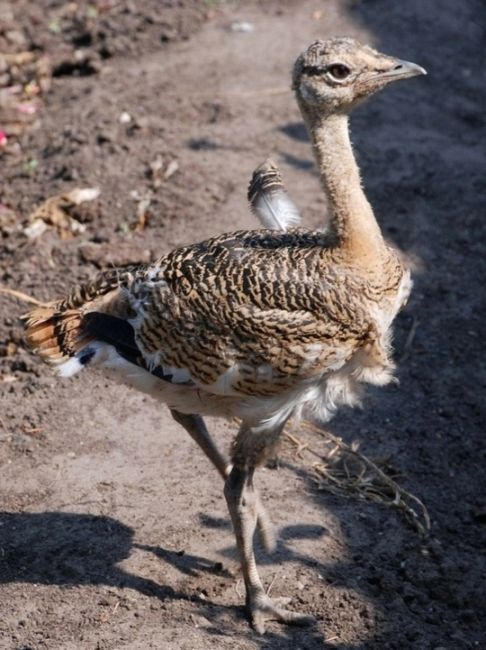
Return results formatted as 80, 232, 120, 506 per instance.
293, 37, 426, 115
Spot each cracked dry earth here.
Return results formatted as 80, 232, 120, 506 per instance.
0, 1, 485, 649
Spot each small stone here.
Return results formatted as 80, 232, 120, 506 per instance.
164, 159, 179, 180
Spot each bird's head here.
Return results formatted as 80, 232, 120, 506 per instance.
293, 37, 426, 117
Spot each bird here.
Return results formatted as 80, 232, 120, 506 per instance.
24, 37, 426, 634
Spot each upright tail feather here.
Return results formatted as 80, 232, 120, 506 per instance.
248, 158, 301, 231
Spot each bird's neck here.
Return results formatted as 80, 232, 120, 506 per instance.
310, 113, 384, 263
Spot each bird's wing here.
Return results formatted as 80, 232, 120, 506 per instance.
127, 229, 369, 396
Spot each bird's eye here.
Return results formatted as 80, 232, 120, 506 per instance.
327, 64, 351, 81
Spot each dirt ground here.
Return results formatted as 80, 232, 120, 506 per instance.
0, 0, 485, 648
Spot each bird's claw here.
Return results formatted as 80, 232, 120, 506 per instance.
248, 591, 316, 635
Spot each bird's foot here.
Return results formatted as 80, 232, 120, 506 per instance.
247, 590, 315, 635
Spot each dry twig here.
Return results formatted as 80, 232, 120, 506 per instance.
0, 286, 46, 306
284, 420, 430, 536
399, 316, 419, 362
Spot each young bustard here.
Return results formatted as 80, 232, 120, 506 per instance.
24, 38, 425, 633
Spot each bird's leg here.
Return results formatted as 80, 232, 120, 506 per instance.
170, 410, 275, 551
170, 410, 229, 479
225, 426, 315, 634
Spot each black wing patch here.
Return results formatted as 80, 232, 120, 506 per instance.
82, 312, 185, 384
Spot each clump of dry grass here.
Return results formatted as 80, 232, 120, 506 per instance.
284, 420, 430, 536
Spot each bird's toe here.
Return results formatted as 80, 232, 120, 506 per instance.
248, 591, 315, 634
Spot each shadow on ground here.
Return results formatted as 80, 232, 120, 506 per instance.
0, 511, 337, 647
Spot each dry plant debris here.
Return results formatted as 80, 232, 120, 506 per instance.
0, 286, 45, 307
23, 187, 100, 240
0, 50, 51, 147
284, 420, 430, 536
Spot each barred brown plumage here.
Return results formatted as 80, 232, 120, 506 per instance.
23, 37, 425, 633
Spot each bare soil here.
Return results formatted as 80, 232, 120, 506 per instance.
0, 1, 485, 648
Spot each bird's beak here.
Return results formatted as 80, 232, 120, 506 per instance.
374, 58, 427, 83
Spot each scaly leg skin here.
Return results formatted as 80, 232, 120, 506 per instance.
170, 410, 275, 552
224, 464, 315, 634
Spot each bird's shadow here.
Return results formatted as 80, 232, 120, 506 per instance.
0, 511, 183, 602
202, 512, 330, 572
0, 510, 330, 588
0, 510, 340, 647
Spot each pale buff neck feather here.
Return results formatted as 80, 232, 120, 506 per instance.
308, 112, 386, 265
